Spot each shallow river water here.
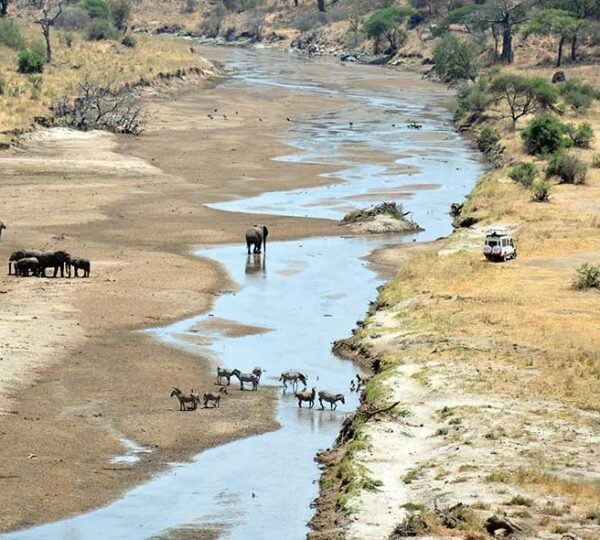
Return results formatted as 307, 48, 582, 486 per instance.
3, 47, 483, 540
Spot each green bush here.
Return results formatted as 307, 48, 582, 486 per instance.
476, 125, 500, 153
560, 80, 599, 112
87, 19, 119, 40
566, 122, 594, 149
546, 152, 587, 185
572, 263, 600, 290
80, 0, 111, 19
455, 78, 490, 123
521, 114, 568, 155
121, 34, 136, 47
531, 180, 551, 202
432, 34, 479, 84
592, 153, 600, 168
17, 49, 45, 74
0, 18, 25, 50
509, 162, 538, 187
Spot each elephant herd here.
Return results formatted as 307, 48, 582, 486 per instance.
8, 249, 91, 278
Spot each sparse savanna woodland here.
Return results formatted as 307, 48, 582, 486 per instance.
2, 0, 600, 539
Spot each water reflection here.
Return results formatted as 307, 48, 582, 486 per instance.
244, 253, 266, 277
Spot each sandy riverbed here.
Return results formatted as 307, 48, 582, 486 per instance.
0, 74, 347, 531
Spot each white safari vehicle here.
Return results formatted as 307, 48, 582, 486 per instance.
483, 230, 517, 262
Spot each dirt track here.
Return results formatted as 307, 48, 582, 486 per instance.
0, 76, 344, 531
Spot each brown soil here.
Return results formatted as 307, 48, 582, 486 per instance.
0, 75, 346, 532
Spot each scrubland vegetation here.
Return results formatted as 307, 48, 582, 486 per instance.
0, 0, 214, 142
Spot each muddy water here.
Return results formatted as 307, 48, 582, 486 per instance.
2, 48, 483, 539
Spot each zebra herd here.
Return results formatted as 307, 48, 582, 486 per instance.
172, 366, 349, 412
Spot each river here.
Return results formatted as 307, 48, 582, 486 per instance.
2, 46, 483, 540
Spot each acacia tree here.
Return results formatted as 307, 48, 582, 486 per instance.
364, 6, 416, 53
540, 0, 600, 60
523, 9, 584, 67
475, 0, 532, 64
489, 73, 558, 127
0, 0, 8, 16
31, 0, 63, 63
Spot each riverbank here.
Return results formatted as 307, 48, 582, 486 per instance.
310, 64, 600, 539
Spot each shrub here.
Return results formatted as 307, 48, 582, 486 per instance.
17, 49, 45, 74
28, 74, 43, 100
432, 34, 479, 84
572, 263, 600, 290
81, 0, 111, 19
509, 162, 538, 187
566, 122, 594, 149
455, 78, 490, 123
64, 32, 74, 48
182, 0, 197, 13
87, 19, 119, 40
531, 180, 551, 202
0, 74, 5, 95
0, 18, 24, 50
110, 0, 130, 29
560, 80, 599, 112
592, 153, 600, 168
55, 6, 91, 30
121, 34, 136, 47
546, 152, 587, 184
521, 114, 568, 155
476, 125, 500, 153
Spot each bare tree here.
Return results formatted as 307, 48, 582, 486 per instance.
52, 78, 148, 135
31, 0, 63, 63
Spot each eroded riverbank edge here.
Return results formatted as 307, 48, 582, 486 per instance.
308, 118, 600, 540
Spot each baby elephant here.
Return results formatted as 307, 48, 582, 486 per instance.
15, 257, 40, 277
68, 256, 90, 278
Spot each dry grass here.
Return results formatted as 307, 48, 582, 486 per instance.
0, 22, 212, 140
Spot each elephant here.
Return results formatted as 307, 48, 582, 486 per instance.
15, 257, 40, 277
8, 250, 42, 275
245, 225, 268, 254
0, 221, 5, 241
37, 250, 70, 278
67, 256, 91, 278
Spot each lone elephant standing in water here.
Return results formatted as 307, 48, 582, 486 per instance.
245, 225, 268, 254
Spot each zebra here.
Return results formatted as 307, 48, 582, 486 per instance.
279, 371, 307, 390
232, 369, 259, 391
318, 391, 345, 410
216, 367, 237, 386
295, 387, 316, 408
